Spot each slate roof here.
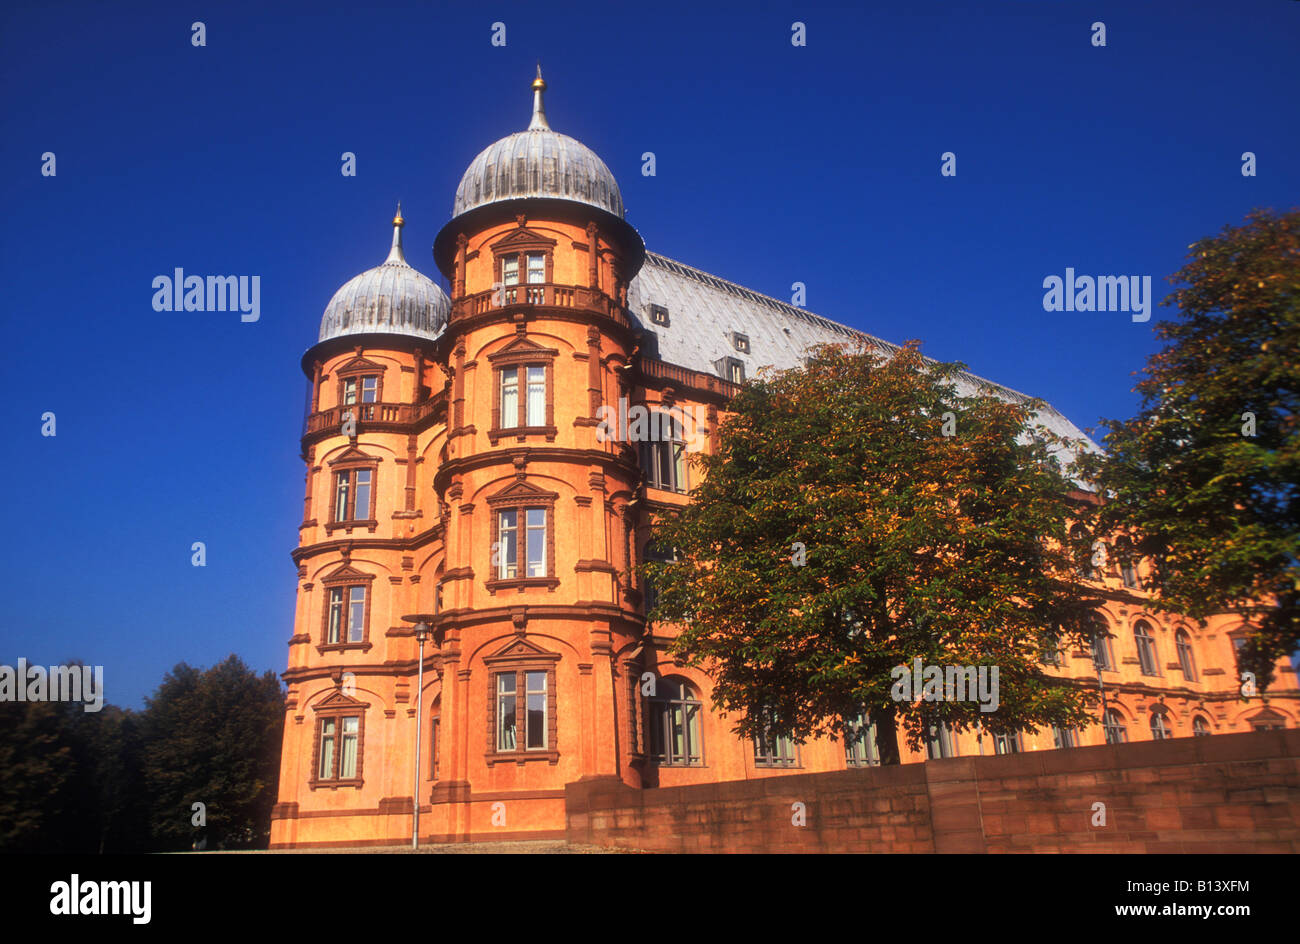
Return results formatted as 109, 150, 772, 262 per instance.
628, 251, 1099, 464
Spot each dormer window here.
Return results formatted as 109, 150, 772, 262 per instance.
732, 332, 750, 354
723, 358, 745, 383
649, 304, 670, 327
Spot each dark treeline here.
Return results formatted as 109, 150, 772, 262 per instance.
0, 655, 283, 853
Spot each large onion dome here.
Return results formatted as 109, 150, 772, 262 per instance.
318, 208, 449, 343
450, 66, 624, 219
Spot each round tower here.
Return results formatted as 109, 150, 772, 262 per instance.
272, 208, 453, 848
423, 68, 648, 838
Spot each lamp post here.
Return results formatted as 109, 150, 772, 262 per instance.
402, 613, 437, 850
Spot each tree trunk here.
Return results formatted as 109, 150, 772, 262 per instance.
875, 703, 902, 765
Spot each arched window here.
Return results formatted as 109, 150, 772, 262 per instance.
648, 678, 703, 767
1103, 709, 1127, 744
1175, 629, 1198, 681
1149, 712, 1171, 740
1133, 620, 1159, 676
1090, 616, 1115, 671
1192, 716, 1211, 737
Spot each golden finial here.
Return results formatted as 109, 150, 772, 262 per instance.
393, 202, 404, 227
528, 65, 550, 130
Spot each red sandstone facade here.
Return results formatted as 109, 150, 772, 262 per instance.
269, 76, 1299, 849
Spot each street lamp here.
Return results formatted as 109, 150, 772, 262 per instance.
402, 613, 436, 850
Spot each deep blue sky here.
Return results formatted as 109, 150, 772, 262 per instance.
2, 0, 1297, 709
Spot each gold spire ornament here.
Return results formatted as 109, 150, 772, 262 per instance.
528, 64, 550, 131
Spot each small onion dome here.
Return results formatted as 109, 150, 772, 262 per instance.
451, 65, 624, 219
318, 206, 450, 343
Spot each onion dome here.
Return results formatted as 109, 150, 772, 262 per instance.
318, 206, 450, 343
451, 65, 624, 219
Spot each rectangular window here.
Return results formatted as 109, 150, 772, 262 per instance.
1052, 726, 1076, 749
526, 365, 545, 426
319, 718, 336, 778
497, 674, 517, 751
501, 369, 519, 429
728, 360, 745, 383
526, 253, 545, 284
355, 470, 372, 520
339, 716, 359, 778
327, 588, 344, 644
361, 376, 378, 403
343, 378, 357, 405
526, 508, 546, 578
498, 510, 518, 579
430, 716, 440, 779
502, 256, 519, 286
348, 587, 366, 643
526, 671, 547, 749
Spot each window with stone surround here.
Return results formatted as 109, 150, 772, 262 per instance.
326, 447, 379, 533
484, 637, 560, 765
1133, 620, 1160, 676
488, 338, 558, 443
335, 354, 385, 421
490, 224, 556, 306
486, 481, 559, 593
318, 564, 375, 653
310, 691, 368, 789
648, 678, 704, 767
1090, 617, 1116, 671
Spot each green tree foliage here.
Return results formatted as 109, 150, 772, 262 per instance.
1078, 209, 1299, 690
0, 654, 284, 852
141, 655, 285, 850
645, 342, 1104, 761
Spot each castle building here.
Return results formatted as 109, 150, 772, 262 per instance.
269, 72, 1299, 848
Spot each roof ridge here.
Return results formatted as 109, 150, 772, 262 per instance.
641, 251, 1039, 405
